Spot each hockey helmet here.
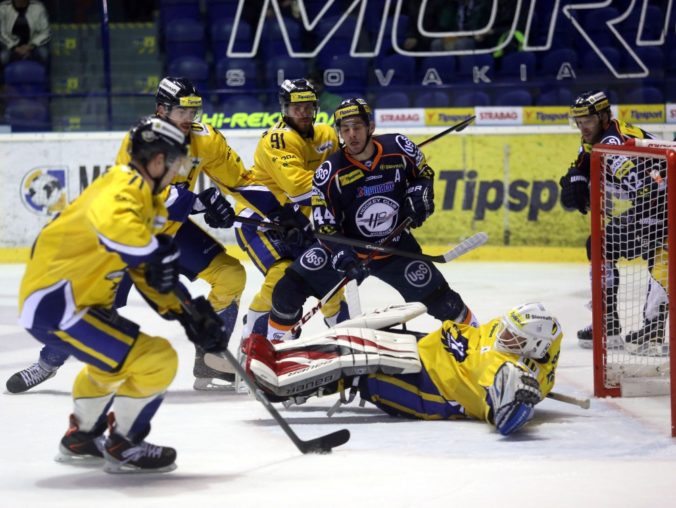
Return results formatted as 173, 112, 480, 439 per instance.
570, 90, 610, 119
129, 116, 189, 191
278, 78, 318, 121
495, 302, 560, 359
333, 97, 373, 129
156, 77, 203, 120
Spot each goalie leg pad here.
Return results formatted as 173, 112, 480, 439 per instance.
333, 302, 427, 330
487, 362, 541, 436
247, 328, 422, 398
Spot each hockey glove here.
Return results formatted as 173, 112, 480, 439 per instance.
268, 204, 313, 248
175, 296, 227, 352
144, 234, 180, 294
559, 168, 589, 214
487, 362, 541, 436
193, 187, 235, 228
331, 246, 369, 284
402, 179, 434, 228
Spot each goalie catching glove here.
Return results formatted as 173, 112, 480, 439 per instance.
192, 187, 235, 228
487, 362, 542, 436
559, 167, 589, 214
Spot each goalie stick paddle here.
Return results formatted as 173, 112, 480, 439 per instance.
280, 217, 413, 341
173, 287, 351, 454
546, 391, 591, 409
315, 231, 488, 263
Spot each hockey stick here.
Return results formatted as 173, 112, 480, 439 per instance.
315, 231, 488, 263
280, 217, 413, 341
546, 391, 591, 409
418, 115, 475, 147
173, 287, 350, 454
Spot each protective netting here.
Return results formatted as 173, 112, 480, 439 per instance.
597, 147, 670, 388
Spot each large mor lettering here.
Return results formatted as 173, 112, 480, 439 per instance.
223, 0, 672, 80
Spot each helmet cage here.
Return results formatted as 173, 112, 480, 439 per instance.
569, 90, 610, 127
279, 79, 319, 123
495, 303, 559, 359
156, 77, 203, 122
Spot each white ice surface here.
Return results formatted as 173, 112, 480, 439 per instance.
1, 261, 675, 508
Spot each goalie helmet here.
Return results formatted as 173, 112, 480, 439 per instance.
278, 78, 318, 121
495, 302, 560, 359
570, 90, 610, 119
156, 76, 203, 119
333, 97, 373, 129
129, 116, 189, 192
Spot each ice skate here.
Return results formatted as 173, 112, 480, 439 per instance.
55, 414, 106, 464
6, 360, 57, 393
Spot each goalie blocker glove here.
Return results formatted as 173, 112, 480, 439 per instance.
144, 234, 180, 294
192, 187, 235, 228
559, 168, 589, 214
403, 178, 434, 228
487, 362, 542, 436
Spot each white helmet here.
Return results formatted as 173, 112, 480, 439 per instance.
495, 302, 561, 359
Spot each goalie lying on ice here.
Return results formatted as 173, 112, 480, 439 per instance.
243, 302, 562, 436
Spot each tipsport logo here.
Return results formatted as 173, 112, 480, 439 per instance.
20, 168, 68, 216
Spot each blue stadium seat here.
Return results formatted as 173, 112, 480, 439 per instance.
4, 99, 50, 132
375, 91, 410, 108
165, 18, 206, 60
581, 7, 620, 48
498, 51, 536, 80
211, 19, 252, 60
160, 0, 201, 25
452, 91, 490, 107
220, 94, 264, 115
215, 58, 259, 90
457, 53, 495, 82
167, 56, 209, 92
261, 17, 301, 59
539, 48, 578, 76
317, 38, 353, 70
414, 91, 450, 108
495, 89, 532, 106
668, 48, 676, 77
3, 60, 48, 96
265, 56, 308, 84
624, 86, 664, 104
581, 46, 621, 75
205, 0, 238, 22
375, 54, 416, 86
630, 46, 665, 78
536, 87, 573, 106
317, 15, 357, 41
320, 54, 369, 90
418, 56, 457, 84
375, 14, 409, 55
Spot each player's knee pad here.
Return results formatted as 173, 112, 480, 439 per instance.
422, 283, 468, 322
270, 269, 314, 325
250, 260, 291, 312
198, 250, 246, 311
117, 334, 178, 397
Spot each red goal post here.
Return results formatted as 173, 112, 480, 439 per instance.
590, 139, 676, 437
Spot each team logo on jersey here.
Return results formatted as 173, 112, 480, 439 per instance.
316, 141, 334, 153
355, 196, 399, 236
357, 182, 395, 198
600, 135, 621, 145
441, 325, 469, 362
404, 261, 432, 287
20, 168, 68, 216
300, 247, 329, 271
313, 161, 332, 187
338, 169, 363, 187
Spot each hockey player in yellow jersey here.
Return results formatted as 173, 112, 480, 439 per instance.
7, 77, 265, 393
235, 78, 346, 341
18, 117, 230, 473
243, 301, 562, 436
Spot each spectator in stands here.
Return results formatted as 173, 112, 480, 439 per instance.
308, 70, 342, 116
0, 0, 51, 66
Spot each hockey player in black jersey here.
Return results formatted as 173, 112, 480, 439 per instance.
559, 90, 667, 351
266, 97, 476, 340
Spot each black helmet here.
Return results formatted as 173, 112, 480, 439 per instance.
129, 116, 189, 192
333, 97, 373, 129
570, 90, 611, 119
156, 76, 202, 116
278, 78, 318, 121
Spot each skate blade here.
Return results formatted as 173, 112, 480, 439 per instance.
103, 459, 177, 474
625, 343, 670, 357
193, 377, 237, 391
55, 450, 104, 466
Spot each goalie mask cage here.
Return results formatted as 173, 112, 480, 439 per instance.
590, 140, 676, 437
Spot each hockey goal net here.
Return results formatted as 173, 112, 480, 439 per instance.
591, 139, 676, 436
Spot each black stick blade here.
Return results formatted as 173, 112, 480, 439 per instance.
300, 429, 351, 454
